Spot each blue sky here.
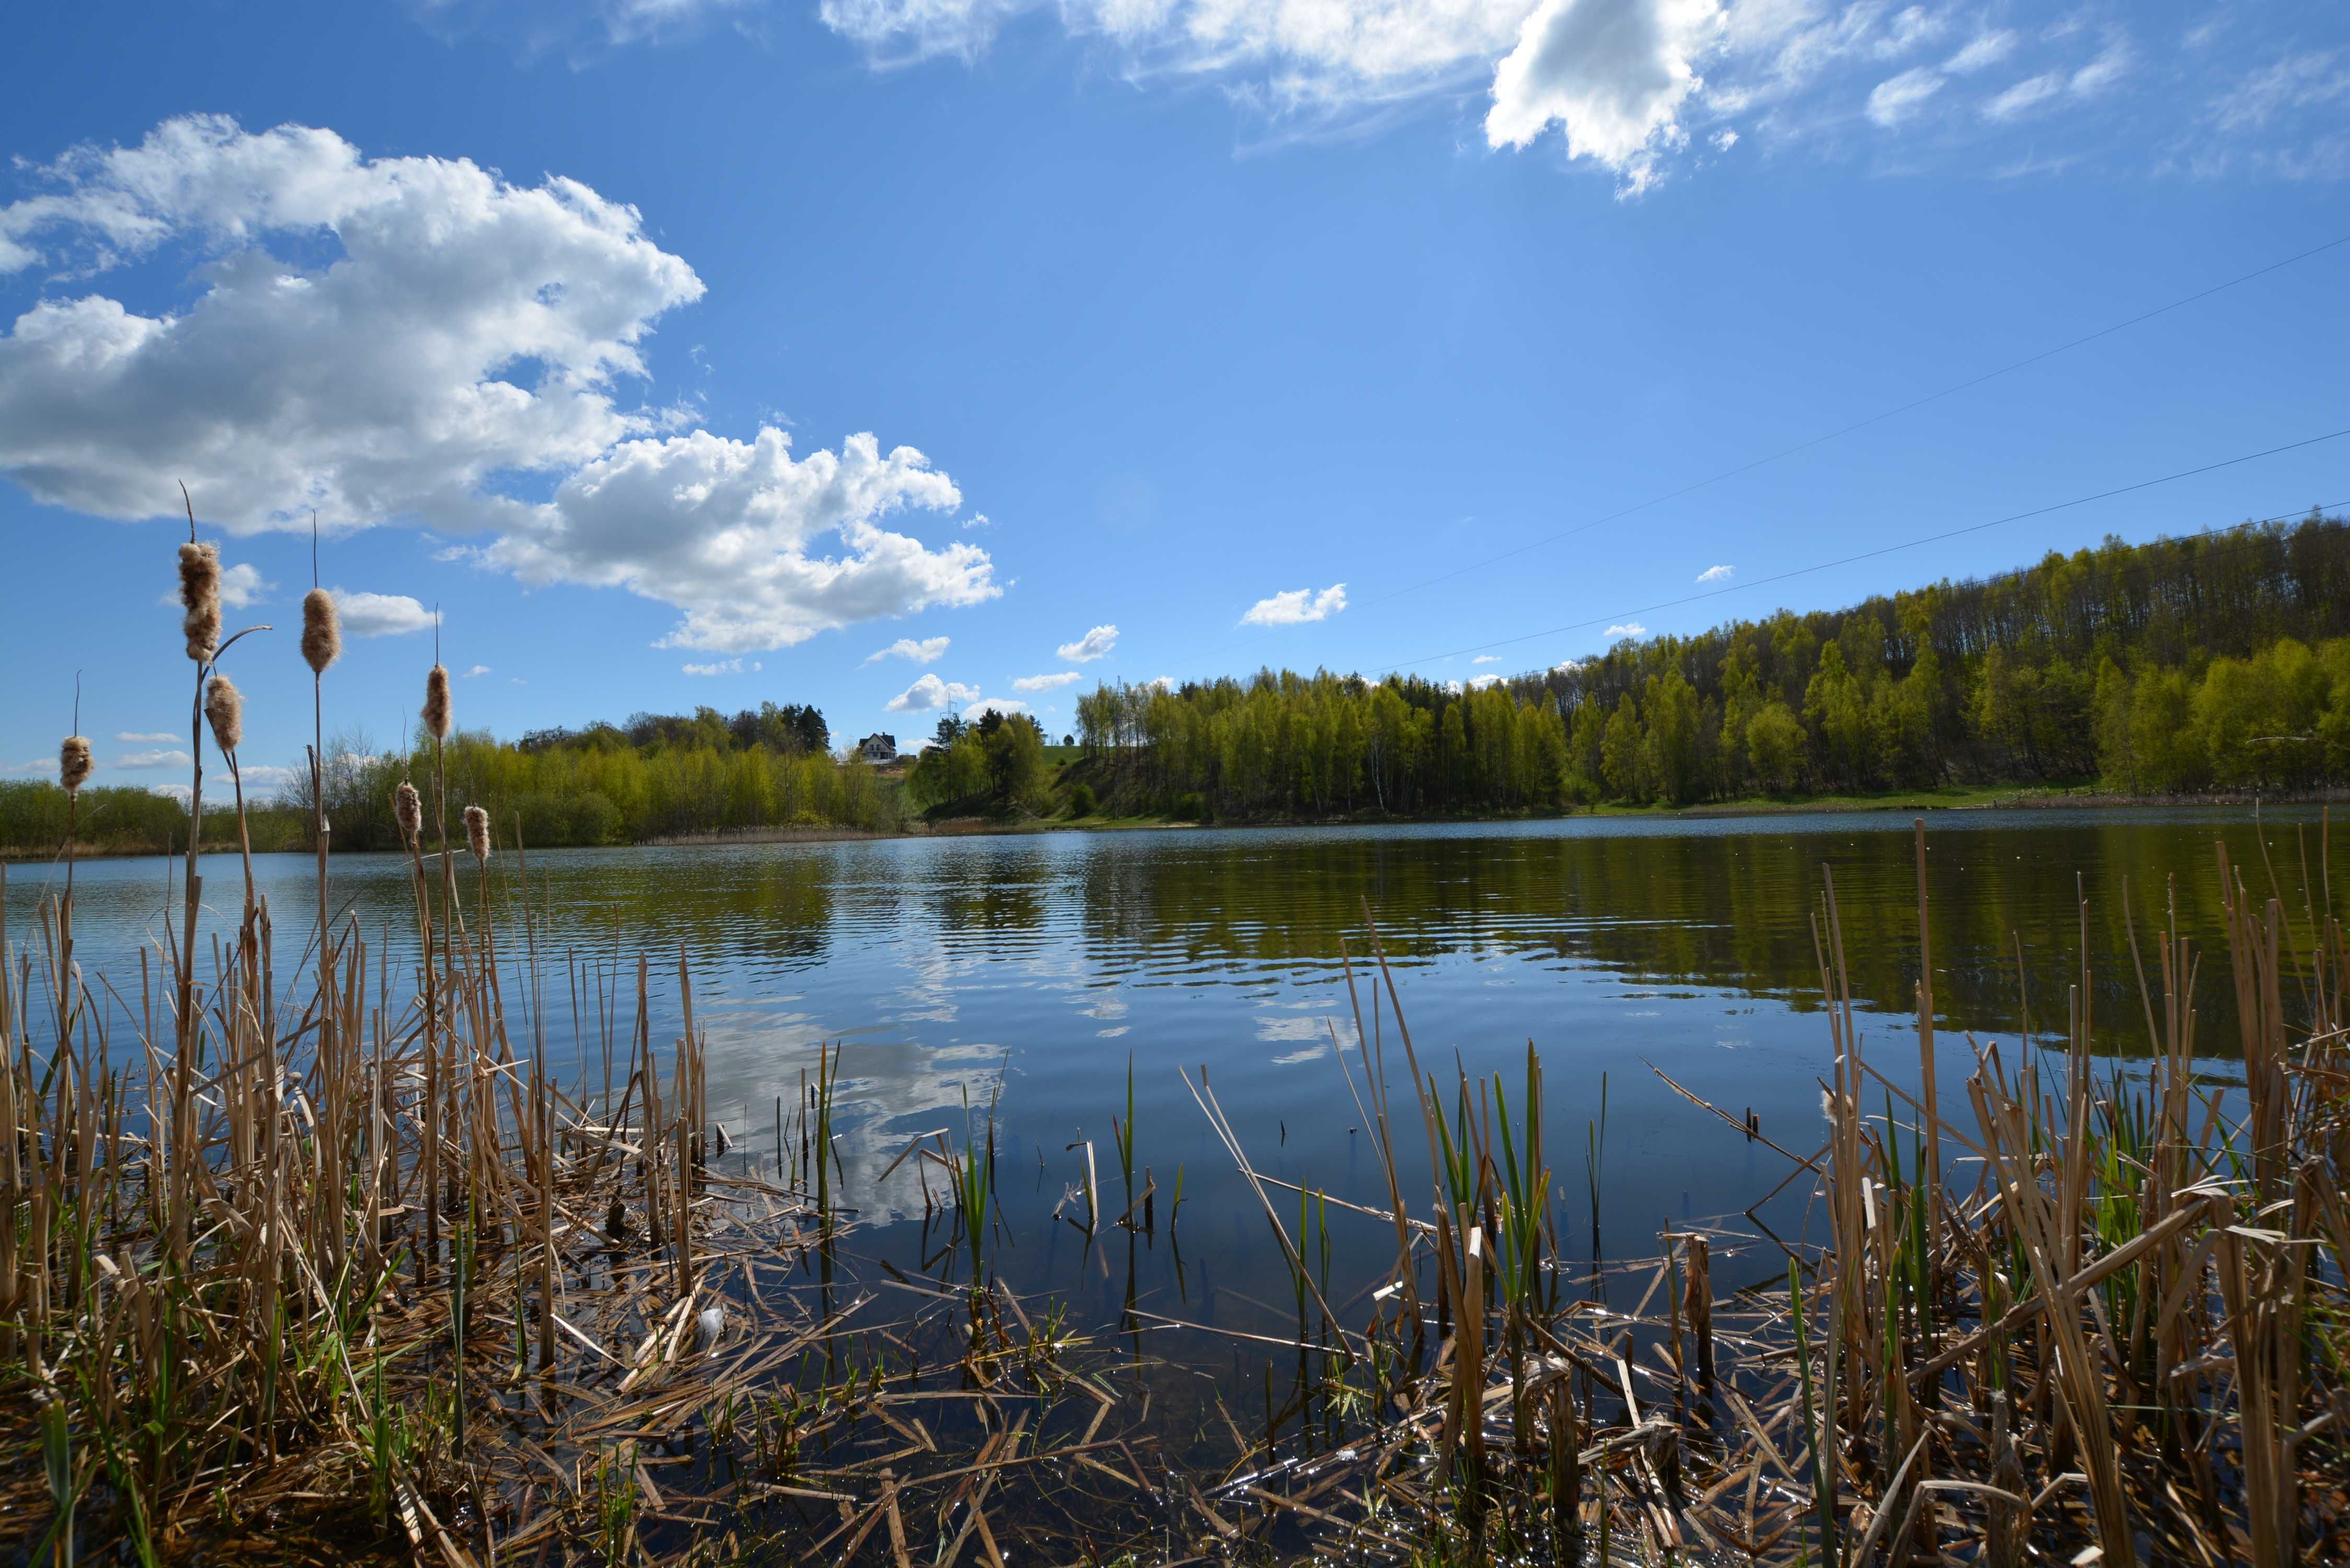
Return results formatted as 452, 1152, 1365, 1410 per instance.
3, 0, 2346, 788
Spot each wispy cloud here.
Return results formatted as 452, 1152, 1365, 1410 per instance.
1055, 625, 1118, 662
1605, 622, 1647, 639
1012, 671, 1083, 691
682, 657, 762, 675
116, 730, 178, 743
866, 636, 950, 664
1240, 583, 1347, 626
1695, 563, 1733, 583
115, 748, 193, 769
1471, 654, 1500, 664
462, 664, 491, 677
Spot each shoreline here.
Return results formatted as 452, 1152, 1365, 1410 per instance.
11, 785, 2341, 862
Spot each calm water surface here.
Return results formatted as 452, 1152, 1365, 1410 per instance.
13, 807, 2332, 1346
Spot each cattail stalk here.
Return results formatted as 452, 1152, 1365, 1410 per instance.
303, 560, 343, 1276
396, 779, 441, 1282
205, 674, 256, 917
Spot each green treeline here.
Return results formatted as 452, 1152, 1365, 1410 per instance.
309, 714, 895, 851
0, 783, 307, 859
900, 710, 1050, 817
2, 702, 893, 857
1073, 510, 2350, 817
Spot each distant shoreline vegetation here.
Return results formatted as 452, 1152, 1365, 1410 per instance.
7, 511, 2349, 858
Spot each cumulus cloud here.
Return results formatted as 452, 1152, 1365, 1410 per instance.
1148, 675, 1176, 693
1012, 671, 1082, 691
115, 747, 193, 769
1055, 624, 1118, 662
888, 673, 981, 712
1867, 66, 1945, 126
1467, 673, 1505, 690
332, 590, 437, 638
0, 117, 995, 653
866, 636, 950, 664
968, 696, 1031, 719
1695, 563, 1733, 582
1605, 621, 1646, 638
1241, 583, 1347, 626
1487, 0, 1723, 190
683, 657, 762, 675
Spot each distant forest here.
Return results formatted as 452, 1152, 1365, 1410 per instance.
1, 700, 885, 856
1071, 510, 2350, 816
11, 511, 2350, 858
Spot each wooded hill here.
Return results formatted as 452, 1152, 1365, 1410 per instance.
1069, 509, 2350, 816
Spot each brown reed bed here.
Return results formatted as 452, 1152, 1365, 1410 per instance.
1142, 828, 2350, 1567
0, 519, 1173, 1568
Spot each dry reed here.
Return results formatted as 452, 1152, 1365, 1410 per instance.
57, 736, 90, 793
303, 586, 341, 675
203, 671, 243, 754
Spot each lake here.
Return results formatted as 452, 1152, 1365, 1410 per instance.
10, 805, 2329, 1356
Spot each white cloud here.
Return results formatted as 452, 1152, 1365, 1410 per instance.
1945, 30, 2015, 74
1711, 128, 1739, 149
682, 657, 762, 675
1486, 0, 1724, 192
5, 757, 57, 778
1148, 675, 1176, 693
1981, 72, 2063, 120
2212, 51, 2350, 133
0, 117, 996, 654
961, 512, 990, 530
462, 663, 491, 677
866, 636, 950, 664
1471, 654, 1500, 664
332, 590, 437, 638
236, 763, 301, 796
114, 747, 193, 769
968, 696, 1031, 719
1013, 671, 1083, 691
1867, 66, 1945, 126
2070, 40, 2130, 96
1695, 563, 1733, 582
1605, 621, 1646, 639
888, 673, 981, 712
116, 730, 179, 743
1552, 659, 1584, 674
1055, 624, 1118, 662
1240, 583, 1347, 626
1467, 673, 1505, 689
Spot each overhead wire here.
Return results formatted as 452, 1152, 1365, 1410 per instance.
1222, 228, 2350, 650
1370, 426, 2350, 676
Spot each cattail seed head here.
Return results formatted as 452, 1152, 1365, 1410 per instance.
60, 736, 93, 793
465, 803, 490, 863
178, 541, 222, 662
302, 587, 341, 675
203, 673, 244, 755
423, 664, 452, 741
395, 780, 422, 847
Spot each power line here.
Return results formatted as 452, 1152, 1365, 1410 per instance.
1373, 427, 2350, 676
1252, 229, 2350, 638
